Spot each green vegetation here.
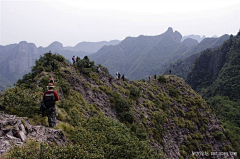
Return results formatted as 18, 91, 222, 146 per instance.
187, 34, 240, 156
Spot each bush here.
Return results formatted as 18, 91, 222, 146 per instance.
120, 111, 135, 124
129, 86, 140, 99
158, 75, 167, 83
111, 91, 131, 113
213, 130, 226, 141
58, 80, 71, 96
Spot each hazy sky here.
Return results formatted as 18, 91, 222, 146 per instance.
0, 0, 239, 47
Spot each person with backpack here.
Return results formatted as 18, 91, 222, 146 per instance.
72, 56, 76, 65
43, 83, 59, 128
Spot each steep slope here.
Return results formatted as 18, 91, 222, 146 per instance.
164, 34, 230, 79
186, 32, 240, 156
90, 27, 198, 80
187, 34, 240, 99
0, 53, 236, 158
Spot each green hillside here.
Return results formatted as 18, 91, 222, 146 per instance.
0, 53, 234, 158
187, 32, 240, 156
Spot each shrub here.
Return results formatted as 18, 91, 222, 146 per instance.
120, 111, 135, 124
158, 75, 167, 83
213, 130, 226, 141
129, 86, 140, 99
58, 80, 71, 96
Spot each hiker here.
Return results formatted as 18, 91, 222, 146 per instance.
51, 61, 55, 71
169, 69, 172, 75
109, 76, 113, 83
97, 66, 101, 75
116, 72, 119, 78
122, 74, 125, 81
148, 75, 151, 82
118, 72, 121, 79
43, 83, 59, 128
72, 56, 76, 65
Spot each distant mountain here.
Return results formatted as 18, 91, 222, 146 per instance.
90, 27, 200, 80
182, 35, 206, 43
64, 40, 121, 53
0, 40, 120, 92
165, 34, 230, 79
0, 41, 40, 87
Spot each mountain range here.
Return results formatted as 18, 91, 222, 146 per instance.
89, 27, 226, 80
0, 40, 120, 92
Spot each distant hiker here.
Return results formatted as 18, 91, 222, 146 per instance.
51, 61, 55, 71
154, 74, 157, 79
118, 72, 121, 79
97, 66, 101, 75
43, 83, 59, 128
169, 69, 172, 75
109, 76, 113, 83
72, 56, 76, 65
116, 72, 119, 78
122, 74, 125, 81
148, 75, 151, 82
49, 78, 54, 85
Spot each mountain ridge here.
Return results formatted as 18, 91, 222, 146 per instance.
90, 27, 200, 80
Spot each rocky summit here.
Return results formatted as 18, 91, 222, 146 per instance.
0, 53, 237, 158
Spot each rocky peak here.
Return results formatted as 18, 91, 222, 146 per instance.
46, 41, 63, 53
173, 30, 182, 43
166, 27, 173, 33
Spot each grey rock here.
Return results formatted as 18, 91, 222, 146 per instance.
0, 112, 67, 154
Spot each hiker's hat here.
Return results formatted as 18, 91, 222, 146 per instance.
47, 83, 55, 88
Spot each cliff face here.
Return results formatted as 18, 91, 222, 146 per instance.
0, 42, 39, 85
0, 53, 235, 158
164, 34, 230, 80
187, 34, 240, 100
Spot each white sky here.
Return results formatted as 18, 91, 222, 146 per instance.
0, 0, 239, 47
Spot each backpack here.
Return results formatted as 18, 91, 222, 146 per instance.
44, 92, 56, 108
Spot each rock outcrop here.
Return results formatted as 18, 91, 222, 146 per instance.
0, 113, 66, 154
